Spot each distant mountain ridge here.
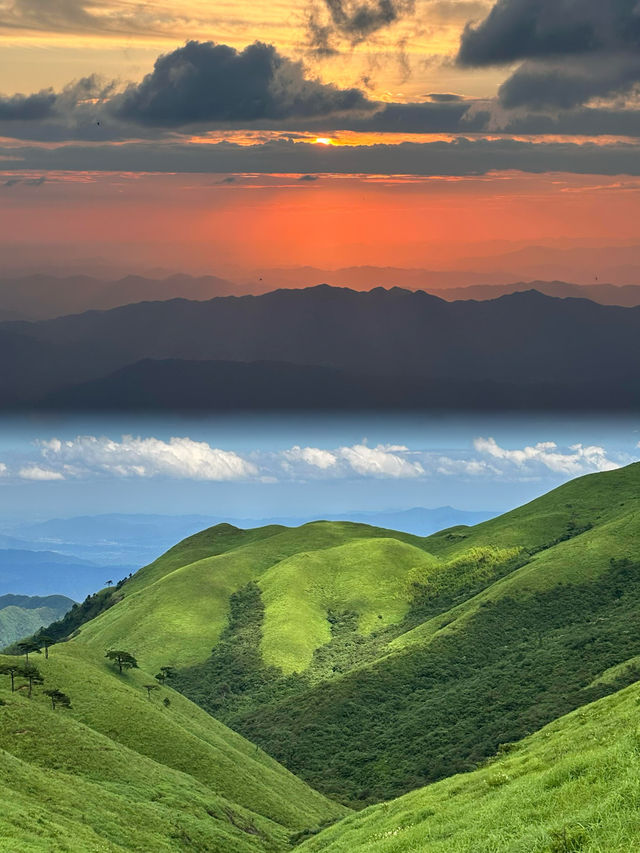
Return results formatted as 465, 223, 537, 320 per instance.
2, 285, 640, 409
431, 279, 640, 306
0, 550, 131, 599
2, 508, 496, 600
0, 272, 241, 320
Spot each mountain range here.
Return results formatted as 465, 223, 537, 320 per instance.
431, 278, 640, 305
0, 273, 240, 321
0, 549, 131, 600
3, 285, 640, 410
1, 461, 639, 849
0, 508, 495, 600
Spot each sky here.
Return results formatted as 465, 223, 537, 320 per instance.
4, 0, 640, 275
0, 413, 638, 521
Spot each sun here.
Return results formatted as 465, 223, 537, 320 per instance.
314, 137, 333, 145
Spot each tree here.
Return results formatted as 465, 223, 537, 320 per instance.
144, 684, 159, 700
21, 664, 44, 698
44, 689, 71, 710
155, 665, 176, 684
0, 661, 21, 692
163, 697, 171, 708
105, 580, 114, 587
17, 641, 41, 664
105, 649, 138, 674
39, 635, 55, 660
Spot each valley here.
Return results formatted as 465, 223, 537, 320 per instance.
2, 462, 638, 849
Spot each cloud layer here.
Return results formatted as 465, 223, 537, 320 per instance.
3, 433, 628, 483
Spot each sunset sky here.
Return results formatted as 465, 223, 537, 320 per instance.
3, 0, 640, 276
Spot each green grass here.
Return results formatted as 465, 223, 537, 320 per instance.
76, 521, 425, 672
169, 463, 640, 806
0, 644, 346, 852
9, 461, 640, 840
259, 538, 439, 673
0, 606, 61, 649
0, 596, 74, 648
299, 678, 640, 852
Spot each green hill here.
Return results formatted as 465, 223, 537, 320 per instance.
299, 676, 640, 852
0, 595, 74, 648
0, 643, 346, 852
229, 465, 640, 804
75, 522, 425, 672
8, 462, 640, 833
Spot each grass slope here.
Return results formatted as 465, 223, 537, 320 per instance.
189, 464, 640, 805
299, 678, 640, 852
27, 463, 640, 810
0, 595, 74, 648
259, 538, 439, 673
76, 522, 424, 672
0, 644, 346, 852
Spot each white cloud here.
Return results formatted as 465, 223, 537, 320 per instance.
18, 465, 65, 481
37, 435, 258, 481
473, 437, 620, 475
279, 443, 424, 478
338, 444, 425, 478
281, 446, 338, 470
7, 433, 630, 485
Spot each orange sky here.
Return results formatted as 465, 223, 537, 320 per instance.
3, 171, 640, 274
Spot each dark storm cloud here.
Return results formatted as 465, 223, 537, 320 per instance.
0, 90, 56, 119
306, 0, 414, 55
458, 0, 640, 109
499, 56, 640, 110
112, 41, 375, 126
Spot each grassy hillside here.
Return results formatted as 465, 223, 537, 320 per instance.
0, 595, 74, 648
24, 462, 640, 811
299, 677, 640, 852
0, 643, 346, 852
176, 464, 640, 805
75, 521, 424, 672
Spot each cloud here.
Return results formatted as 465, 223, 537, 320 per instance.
280, 443, 423, 477
339, 443, 425, 477
282, 446, 338, 470
426, 92, 464, 102
0, 90, 56, 120
473, 436, 620, 475
18, 465, 65, 481
10, 135, 640, 177
36, 435, 258, 481
0, 0, 190, 36
299, 174, 320, 181
5, 435, 633, 485
3, 175, 46, 188
112, 41, 375, 127
306, 0, 415, 55
458, 0, 640, 110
